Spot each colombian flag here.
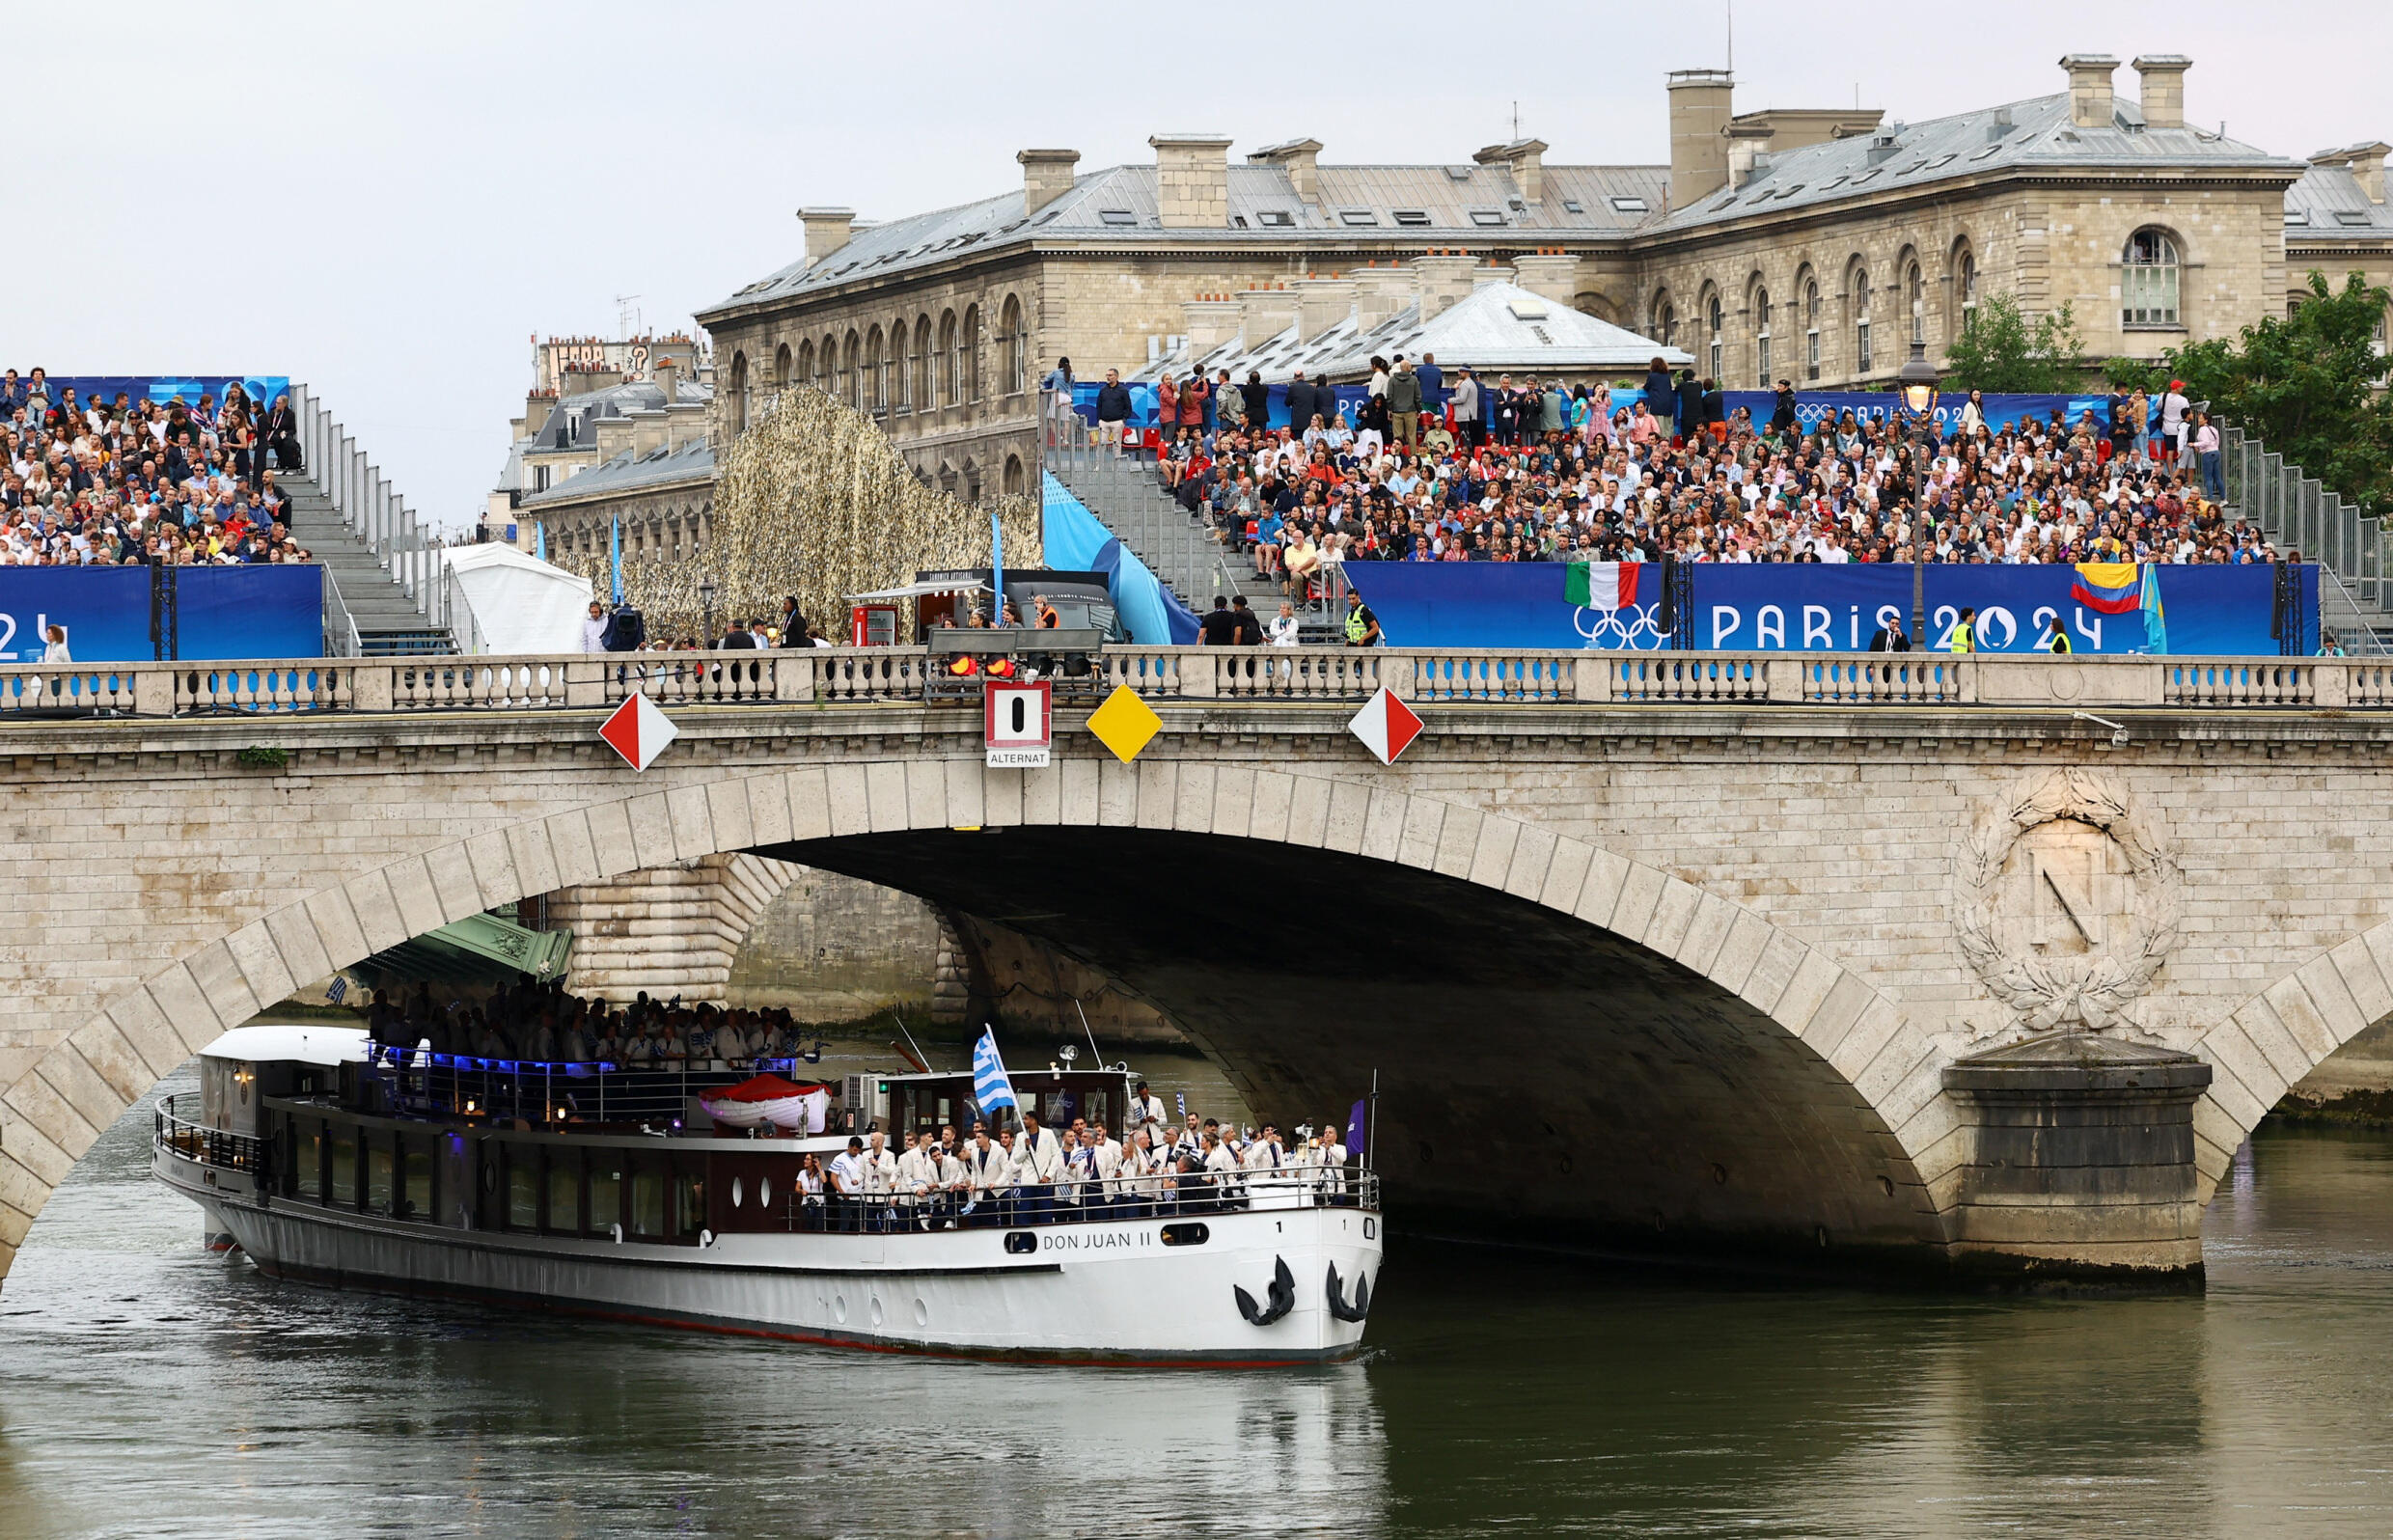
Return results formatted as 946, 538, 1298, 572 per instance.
2070, 563, 2142, 615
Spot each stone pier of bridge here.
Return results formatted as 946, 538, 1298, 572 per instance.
6, 651, 2393, 1288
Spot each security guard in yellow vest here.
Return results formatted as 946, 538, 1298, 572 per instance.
2048, 625, 2073, 654
1344, 591, 1380, 647
1946, 606, 1976, 653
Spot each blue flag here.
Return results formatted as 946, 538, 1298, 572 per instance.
610, 516, 623, 605
1347, 1097, 1367, 1160
2139, 564, 2168, 654
972, 1028, 1018, 1118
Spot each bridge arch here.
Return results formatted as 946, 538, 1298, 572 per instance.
0, 758, 1955, 1279
2190, 921, 2393, 1202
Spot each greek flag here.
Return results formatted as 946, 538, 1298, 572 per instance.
972, 1028, 1019, 1117
324, 976, 348, 1004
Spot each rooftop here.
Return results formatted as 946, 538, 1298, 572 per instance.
521, 436, 716, 509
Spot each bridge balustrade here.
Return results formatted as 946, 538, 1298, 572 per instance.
0, 646, 2386, 720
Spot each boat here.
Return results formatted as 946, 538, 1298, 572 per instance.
151, 1026, 1381, 1365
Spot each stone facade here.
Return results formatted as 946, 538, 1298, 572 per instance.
9, 688, 2393, 1282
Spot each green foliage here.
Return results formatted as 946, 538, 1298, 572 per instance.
1941, 293, 2085, 395
2103, 357, 2165, 391
2164, 271, 2393, 517
235, 745, 290, 769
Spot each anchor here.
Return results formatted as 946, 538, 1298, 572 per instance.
1325, 1260, 1371, 1323
1234, 1255, 1296, 1326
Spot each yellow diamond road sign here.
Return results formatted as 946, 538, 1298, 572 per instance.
1086, 684, 1162, 763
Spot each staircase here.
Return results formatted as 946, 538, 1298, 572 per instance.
281, 470, 454, 654
1044, 443, 1228, 609
286, 384, 458, 656
2220, 427, 2393, 654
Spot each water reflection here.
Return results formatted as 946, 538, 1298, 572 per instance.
9, 1063, 2393, 1537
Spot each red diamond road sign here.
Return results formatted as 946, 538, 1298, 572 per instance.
1347, 686, 1423, 764
599, 693, 678, 771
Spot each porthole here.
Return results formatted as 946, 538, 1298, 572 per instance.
1160, 1223, 1210, 1247
730, 1177, 744, 1209
913, 1298, 929, 1328
1713, 1164, 1728, 1186
1004, 1231, 1037, 1254
870, 1297, 885, 1328
759, 1177, 772, 1208
833, 1293, 847, 1324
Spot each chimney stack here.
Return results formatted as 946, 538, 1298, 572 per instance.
1354, 265, 1416, 331
1725, 122, 1773, 190
2060, 54, 2120, 129
799, 206, 855, 265
1149, 133, 1233, 228
1473, 138, 1548, 206
1017, 149, 1081, 215
1510, 252, 1580, 309
2313, 142, 2390, 205
653, 357, 679, 402
1249, 138, 1323, 204
1234, 286, 1301, 350
627, 407, 667, 460
592, 412, 635, 462
664, 401, 706, 452
1410, 254, 1481, 321
2132, 55, 2190, 130
1181, 297, 1244, 354
1293, 276, 1357, 340
1666, 69, 1736, 208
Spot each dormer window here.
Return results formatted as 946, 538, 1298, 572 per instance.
1098, 209, 1139, 226
1338, 208, 1379, 226
1256, 209, 1296, 227
1392, 209, 1431, 226
1609, 197, 1647, 212
1469, 208, 1506, 226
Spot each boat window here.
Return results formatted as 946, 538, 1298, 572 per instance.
758, 1176, 772, 1211
630, 1161, 667, 1239
330, 1125, 357, 1207
402, 1139, 433, 1223
508, 1145, 540, 1229
1160, 1223, 1210, 1247
588, 1163, 621, 1236
1004, 1231, 1037, 1254
672, 1163, 704, 1242
547, 1150, 581, 1234
367, 1137, 394, 1215
296, 1120, 322, 1201
730, 1176, 744, 1210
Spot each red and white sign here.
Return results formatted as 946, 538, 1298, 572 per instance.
599, 693, 679, 772
984, 680, 1053, 768
1347, 686, 1423, 764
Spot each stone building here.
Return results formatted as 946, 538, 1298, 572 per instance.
693, 54, 2386, 483
485, 335, 713, 556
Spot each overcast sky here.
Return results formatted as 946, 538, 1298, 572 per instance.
9, 1, 2387, 532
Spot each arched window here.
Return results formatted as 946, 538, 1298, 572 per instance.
865, 325, 886, 412
914, 316, 933, 411
729, 351, 749, 433
965, 458, 981, 502
963, 304, 983, 401
1003, 454, 1025, 495
1852, 267, 1873, 375
1906, 260, 1926, 344
772, 343, 791, 393
841, 330, 861, 407
1752, 284, 1773, 389
2124, 229, 2181, 327
1954, 245, 1979, 336
797, 340, 815, 393
1650, 292, 1676, 348
937, 310, 958, 406
815, 334, 835, 394
883, 325, 900, 413
894, 319, 914, 414
1704, 290, 1723, 380
1802, 276, 1823, 380
1001, 295, 1028, 395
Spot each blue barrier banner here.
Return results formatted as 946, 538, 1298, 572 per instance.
172, 564, 324, 660
0, 565, 321, 662
0, 568, 155, 663
38, 375, 291, 411
1344, 562, 2317, 656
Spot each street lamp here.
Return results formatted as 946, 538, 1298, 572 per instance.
1895, 337, 1942, 646
699, 577, 718, 646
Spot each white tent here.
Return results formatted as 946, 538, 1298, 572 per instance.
438, 543, 594, 655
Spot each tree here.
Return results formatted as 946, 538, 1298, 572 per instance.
1941, 293, 2084, 395
2164, 271, 2393, 517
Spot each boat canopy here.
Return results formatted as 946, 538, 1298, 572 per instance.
196, 1024, 370, 1067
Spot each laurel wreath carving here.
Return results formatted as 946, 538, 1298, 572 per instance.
1953, 768, 2182, 1033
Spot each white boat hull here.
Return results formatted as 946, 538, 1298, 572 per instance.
156, 1147, 1380, 1364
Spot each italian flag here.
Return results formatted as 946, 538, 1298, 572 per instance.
1565, 561, 1642, 610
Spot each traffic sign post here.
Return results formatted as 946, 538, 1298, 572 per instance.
985, 680, 1053, 768
599, 692, 678, 771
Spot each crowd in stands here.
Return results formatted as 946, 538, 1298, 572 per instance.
1117, 356, 2270, 591
1, 367, 314, 568
366, 977, 820, 1065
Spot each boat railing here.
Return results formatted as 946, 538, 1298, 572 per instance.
153, 1094, 266, 1175
775, 1169, 1380, 1234
362, 1043, 827, 1129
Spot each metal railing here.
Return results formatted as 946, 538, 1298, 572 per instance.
2224, 426, 2388, 620
780, 1169, 1380, 1235
365, 1043, 823, 1128
5, 646, 2393, 718
154, 1095, 264, 1173
290, 382, 458, 644
321, 564, 365, 658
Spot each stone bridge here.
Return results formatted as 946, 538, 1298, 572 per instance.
5, 646, 2393, 1289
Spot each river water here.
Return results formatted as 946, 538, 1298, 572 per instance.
8, 1057, 2393, 1538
